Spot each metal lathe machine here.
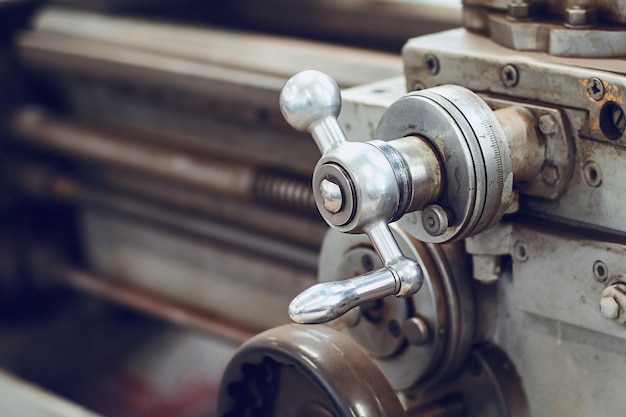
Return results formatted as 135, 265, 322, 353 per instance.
0, 1, 624, 416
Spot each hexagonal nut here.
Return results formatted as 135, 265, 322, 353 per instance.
565, 6, 597, 27
542, 164, 560, 185
539, 114, 558, 135
600, 283, 626, 324
508, 1, 532, 19
600, 295, 619, 320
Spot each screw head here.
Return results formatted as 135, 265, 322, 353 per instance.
501, 64, 519, 87
539, 114, 558, 135
422, 205, 449, 236
319, 179, 343, 213
403, 317, 430, 346
587, 78, 605, 101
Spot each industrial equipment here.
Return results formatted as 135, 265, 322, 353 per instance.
218, 2, 626, 416
1, 1, 625, 416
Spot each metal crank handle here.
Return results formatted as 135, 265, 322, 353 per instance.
280, 70, 426, 324
289, 255, 421, 324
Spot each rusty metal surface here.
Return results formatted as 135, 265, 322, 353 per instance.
463, 0, 626, 24
403, 29, 626, 232
486, 13, 626, 58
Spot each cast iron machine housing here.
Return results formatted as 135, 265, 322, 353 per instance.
219, 2, 626, 416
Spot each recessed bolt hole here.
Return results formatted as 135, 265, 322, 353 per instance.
583, 161, 602, 187
513, 241, 529, 262
593, 260, 608, 282
600, 101, 625, 140
388, 319, 402, 337
424, 54, 439, 75
361, 254, 374, 272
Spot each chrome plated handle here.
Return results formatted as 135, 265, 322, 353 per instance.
280, 70, 425, 324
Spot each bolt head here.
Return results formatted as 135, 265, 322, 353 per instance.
501, 64, 519, 87
600, 284, 626, 324
542, 164, 560, 185
565, 6, 597, 28
421, 205, 449, 236
319, 178, 343, 213
508, 1, 532, 19
600, 294, 620, 320
587, 77, 605, 101
539, 114, 558, 135
403, 317, 430, 346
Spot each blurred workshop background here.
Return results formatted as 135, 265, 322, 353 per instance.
0, 1, 460, 416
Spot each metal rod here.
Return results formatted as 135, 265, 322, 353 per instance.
10, 108, 318, 217
31, 7, 402, 88
14, 165, 320, 271
92, 169, 325, 248
11, 108, 256, 200
55, 267, 255, 344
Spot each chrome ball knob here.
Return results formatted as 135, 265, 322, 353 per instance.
280, 70, 342, 133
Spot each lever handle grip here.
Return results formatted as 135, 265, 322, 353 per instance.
289, 256, 422, 324
281, 71, 423, 324
280, 70, 346, 154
